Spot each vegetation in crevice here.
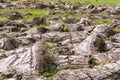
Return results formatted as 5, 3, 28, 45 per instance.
62, 26, 68, 32
94, 37, 106, 53
88, 58, 100, 68
114, 78, 120, 80
41, 42, 57, 77
113, 27, 120, 33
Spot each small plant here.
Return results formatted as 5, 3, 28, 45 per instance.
113, 27, 120, 33
66, 66, 74, 70
88, 58, 99, 68
41, 42, 56, 77
108, 36, 113, 41
12, 27, 21, 32
42, 53, 57, 77
43, 71, 56, 77
45, 42, 54, 50
62, 26, 68, 32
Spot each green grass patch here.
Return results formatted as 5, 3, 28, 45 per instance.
62, 13, 78, 18
17, 9, 48, 20
94, 19, 111, 25
40, 0, 120, 4
0, 9, 10, 19
0, 9, 48, 20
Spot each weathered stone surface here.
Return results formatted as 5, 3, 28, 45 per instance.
0, 38, 18, 50
33, 17, 46, 26
0, 41, 45, 79
112, 33, 120, 43
73, 33, 106, 55
107, 6, 120, 15
91, 6, 105, 13
50, 60, 120, 80
0, 1, 120, 80
78, 18, 92, 26
93, 24, 113, 36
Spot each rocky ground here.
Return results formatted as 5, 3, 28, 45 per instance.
0, 0, 120, 80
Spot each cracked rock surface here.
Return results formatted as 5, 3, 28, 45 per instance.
0, 0, 120, 80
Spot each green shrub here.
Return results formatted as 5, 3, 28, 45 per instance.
42, 53, 56, 77
62, 26, 68, 32
89, 58, 99, 68
41, 42, 56, 77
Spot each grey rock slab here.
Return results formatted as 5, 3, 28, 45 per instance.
0, 38, 18, 50
93, 24, 113, 36
42, 32, 71, 42
112, 33, 120, 43
0, 41, 45, 79
73, 33, 105, 55
51, 60, 120, 80
25, 28, 41, 35
50, 70, 91, 80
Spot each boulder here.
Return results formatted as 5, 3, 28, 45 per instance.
73, 33, 106, 55
93, 24, 113, 36
33, 17, 46, 25
112, 33, 120, 43
0, 38, 18, 50
0, 41, 45, 79
9, 11, 23, 20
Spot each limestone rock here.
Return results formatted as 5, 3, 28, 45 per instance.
0, 41, 45, 79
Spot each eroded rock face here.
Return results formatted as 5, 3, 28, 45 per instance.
73, 33, 106, 54
0, 38, 18, 50
50, 60, 120, 80
112, 33, 120, 43
107, 6, 120, 15
93, 24, 113, 36
0, 1, 120, 80
0, 41, 45, 79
